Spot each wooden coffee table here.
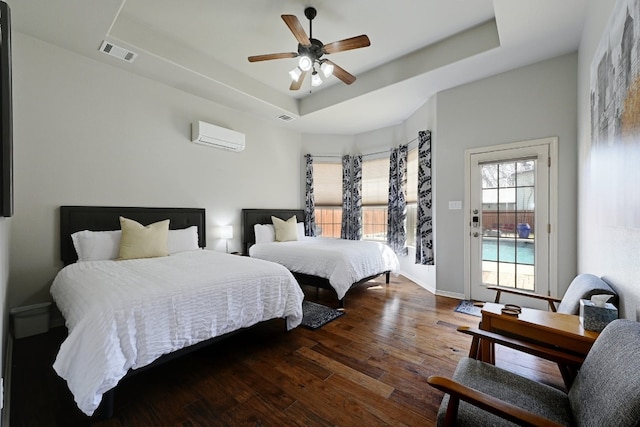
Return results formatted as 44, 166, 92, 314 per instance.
479, 302, 600, 384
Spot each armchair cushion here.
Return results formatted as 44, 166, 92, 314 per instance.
437, 358, 572, 426
568, 319, 640, 427
556, 273, 618, 314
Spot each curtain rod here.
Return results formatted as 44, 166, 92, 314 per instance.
311, 135, 420, 159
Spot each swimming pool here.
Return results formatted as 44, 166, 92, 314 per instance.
483, 239, 534, 265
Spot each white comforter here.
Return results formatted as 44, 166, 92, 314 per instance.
50, 250, 304, 416
249, 237, 400, 300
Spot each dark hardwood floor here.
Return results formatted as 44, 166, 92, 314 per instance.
9, 275, 564, 426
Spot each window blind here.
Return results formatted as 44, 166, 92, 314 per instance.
313, 162, 343, 206
362, 157, 390, 206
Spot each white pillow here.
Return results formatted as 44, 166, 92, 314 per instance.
297, 222, 305, 239
71, 226, 200, 261
254, 223, 275, 243
167, 226, 199, 254
272, 215, 299, 242
71, 230, 121, 262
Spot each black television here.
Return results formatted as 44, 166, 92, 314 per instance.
0, 1, 12, 217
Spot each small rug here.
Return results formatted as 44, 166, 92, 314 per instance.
301, 301, 345, 329
454, 300, 483, 317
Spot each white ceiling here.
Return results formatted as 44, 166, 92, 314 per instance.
11, 0, 587, 135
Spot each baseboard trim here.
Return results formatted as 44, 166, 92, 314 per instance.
400, 271, 436, 294
434, 289, 465, 300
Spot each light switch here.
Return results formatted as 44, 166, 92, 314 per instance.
449, 201, 462, 210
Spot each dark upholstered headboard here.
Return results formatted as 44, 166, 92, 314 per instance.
241, 209, 305, 254
60, 206, 206, 265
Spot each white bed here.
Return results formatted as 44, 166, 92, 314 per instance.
249, 237, 400, 301
51, 249, 304, 416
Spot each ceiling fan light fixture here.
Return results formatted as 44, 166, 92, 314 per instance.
320, 61, 334, 78
311, 71, 323, 87
249, 8, 369, 90
289, 67, 303, 82
298, 56, 313, 71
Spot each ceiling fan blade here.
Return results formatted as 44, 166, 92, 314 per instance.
289, 70, 307, 90
323, 35, 371, 54
325, 60, 356, 85
282, 14, 311, 46
248, 52, 298, 62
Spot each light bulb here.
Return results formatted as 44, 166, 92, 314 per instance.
289, 67, 302, 82
298, 56, 312, 71
320, 62, 334, 78
311, 71, 322, 87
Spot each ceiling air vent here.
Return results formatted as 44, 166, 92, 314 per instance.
277, 114, 295, 122
98, 40, 138, 63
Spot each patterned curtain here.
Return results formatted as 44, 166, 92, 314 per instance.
340, 155, 362, 240
415, 130, 434, 265
387, 145, 408, 256
304, 154, 317, 237
351, 155, 363, 240
341, 155, 352, 239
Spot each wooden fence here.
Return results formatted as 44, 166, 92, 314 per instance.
482, 211, 535, 234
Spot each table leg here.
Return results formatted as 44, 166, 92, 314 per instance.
557, 363, 580, 389
479, 318, 495, 364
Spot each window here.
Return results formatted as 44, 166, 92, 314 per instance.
362, 156, 390, 241
313, 162, 342, 238
311, 148, 419, 244
315, 207, 342, 238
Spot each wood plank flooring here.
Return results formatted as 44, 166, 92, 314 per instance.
9, 275, 564, 426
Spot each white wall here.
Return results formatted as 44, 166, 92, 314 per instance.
10, 33, 302, 308
435, 53, 579, 297
398, 97, 438, 292
578, 0, 640, 320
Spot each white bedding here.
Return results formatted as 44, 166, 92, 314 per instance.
249, 237, 400, 300
50, 250, 304, 416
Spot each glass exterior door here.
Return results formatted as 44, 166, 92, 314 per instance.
469, 144, 549, 306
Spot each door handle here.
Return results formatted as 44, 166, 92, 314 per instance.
473, 232, 480, 237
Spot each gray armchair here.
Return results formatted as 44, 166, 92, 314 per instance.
428, 319, 640, 426
489, 273, 618, 314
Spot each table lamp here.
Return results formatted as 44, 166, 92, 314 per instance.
219, 225, 233, 253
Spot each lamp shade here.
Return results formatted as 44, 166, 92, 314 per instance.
298, 56, 312, 71
219, 225, 233, 240
320, 61, 334, 78
311, 71, 322, 87
289, 67, 302, 82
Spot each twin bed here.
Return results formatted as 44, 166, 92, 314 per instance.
51, 206, 400, 417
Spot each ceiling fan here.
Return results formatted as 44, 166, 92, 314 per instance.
248, 7, 371, 90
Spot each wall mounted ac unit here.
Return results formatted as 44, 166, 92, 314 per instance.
191, 121, 245, 152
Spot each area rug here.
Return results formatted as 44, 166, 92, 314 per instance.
301, 301, 345, 329
454, 300, 483, 317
